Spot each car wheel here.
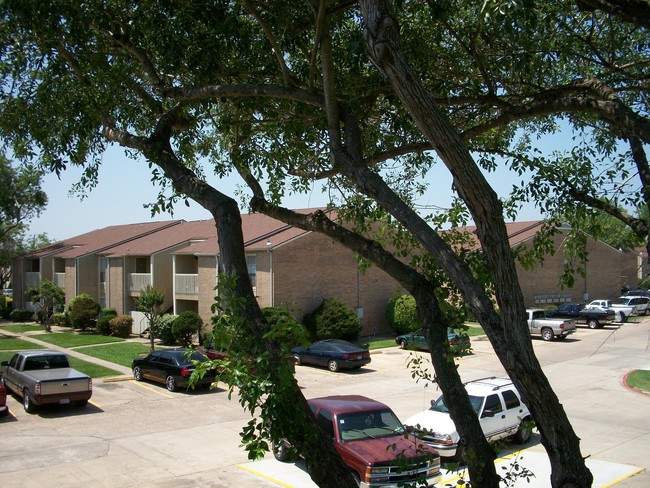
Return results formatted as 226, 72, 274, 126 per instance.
23, 388, 36, 414
272, 440, 290, 462
587, 319, 599, 329
292, 353, 302, 366
541, 328, 554, 341
398, 339, 408, 349
133, 366, 143, 381
328, 360, 339, 372
514, 419, 533, 444
619, 312, 626, 323
75, 399, 88, 408
165, 375, 177, 392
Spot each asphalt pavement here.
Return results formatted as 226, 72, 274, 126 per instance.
1, 318, 648, 487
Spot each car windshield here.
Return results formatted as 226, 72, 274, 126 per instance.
613, 298, 630, 305
337, 409, 404, 442
430, 394, 483, 415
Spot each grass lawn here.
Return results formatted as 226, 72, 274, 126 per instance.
1, 324, 47, 333
0, 350, 120, 378
30, 333, 125, 348
626, 370, 650, 394
0, 336, 45, 351
79, 342, 152, 368
365, 325, 485, 351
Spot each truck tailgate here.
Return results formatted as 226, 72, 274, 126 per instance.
39, 377, 91, 396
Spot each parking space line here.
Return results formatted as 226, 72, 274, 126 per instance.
129, 380, 174, 398
237, 463, 293, 487
601, 467, 645, 487
89, 400, 102, 408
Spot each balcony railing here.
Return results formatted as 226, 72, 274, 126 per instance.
128, 273, 152, 293
175, 274, 199, 295
25, 272, 40, 288
53, 273, 66, 288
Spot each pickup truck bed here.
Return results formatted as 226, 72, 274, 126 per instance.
1, 350, 92, 413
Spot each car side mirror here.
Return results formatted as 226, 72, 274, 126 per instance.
481, 409, 495, 418
0, 361, 7, 366
430, 399, 436, 407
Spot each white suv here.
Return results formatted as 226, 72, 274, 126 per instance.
403, 377, 533, 461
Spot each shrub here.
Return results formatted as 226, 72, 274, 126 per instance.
9, 309, 33, 322
109, 315, 133, 338
101, 307, 117, 317
52, 313, 69, 327
97, 313, 117, 336
303, 297, 361, 341
172, 311, 203, 347
385, 295, 420, 335
262, 306, 310, 351
154, 314, 177, 345
68, 294, 100, 330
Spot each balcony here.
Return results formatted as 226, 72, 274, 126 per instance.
175, 274, 199, 296
25, 272, 40, 288
53, 273, 66, 289
128, 273, 152, 293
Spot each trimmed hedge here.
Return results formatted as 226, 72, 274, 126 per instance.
109, 315, 133, 338
385, 295, 420, 335
303, 297, 361, 342
68, 294, 100, 330
9, 309, 33, 322
172, 311, 203, 347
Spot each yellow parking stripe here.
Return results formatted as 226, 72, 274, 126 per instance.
237, 464, 293, 488
129, 380, 174, 398
601, 467, 645, 487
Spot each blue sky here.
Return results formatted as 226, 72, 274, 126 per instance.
27, 144, 543, 242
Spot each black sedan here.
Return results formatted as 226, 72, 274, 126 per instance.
131, 349, 217, 392
291, 339, 371, 372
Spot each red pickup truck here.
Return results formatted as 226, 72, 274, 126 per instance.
273, 395, 442, 487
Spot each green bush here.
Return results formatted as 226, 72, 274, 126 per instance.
385, 295, 420, 335
154, 314, 177, 345
68, 294, 100, 330
52, 313, 69, 327
262, 306, 310, 351
9, 308, 33, 322
109, 315, 133, 338
172, 311, 203, 347
101, 307, 117, 317
303, 297, 361, 342
97, 313, 117, 336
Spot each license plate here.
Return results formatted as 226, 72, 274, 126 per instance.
59, 399, 70, 405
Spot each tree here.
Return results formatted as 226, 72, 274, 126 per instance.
28, 279, 64, 332
0, 155, 48, 290
135, 285, 165, 351
2, 1, 644, 486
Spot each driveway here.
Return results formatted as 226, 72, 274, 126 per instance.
0, 319, 648, 487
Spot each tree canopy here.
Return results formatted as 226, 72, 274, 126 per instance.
1, 1, 646, 487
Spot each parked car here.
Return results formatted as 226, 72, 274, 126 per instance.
615, 296, 650, 316
291, 339, 371, 372
0, 378, 8, 417
545, 303, 616, 329
403, 377, 533, 462
526, 309, 577, 340
0, 350, 92, 413
395, 327, 471, 351
586, 299, 632, 322
273, 395, 442, 487
131, 349, 217, 392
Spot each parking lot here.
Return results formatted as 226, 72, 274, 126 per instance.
1, 319, 649, 487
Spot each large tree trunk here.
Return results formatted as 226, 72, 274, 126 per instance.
359, 1, 593, 486
133, 135, 358, 488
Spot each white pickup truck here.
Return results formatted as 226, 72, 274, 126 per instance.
526, 309, 577, 341
0, 350, 92, 413
587, 299, 641, 322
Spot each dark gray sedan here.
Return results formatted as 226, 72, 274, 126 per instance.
131, 349, 217, 392
291, 339, 371, 372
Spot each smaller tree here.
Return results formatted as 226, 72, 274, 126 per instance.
135, 285, 165, 351
172, 311, 203, 347
67, 293, 100, 331
303, 298, 362, 342
28, 280, 65, 332
385, 295, 420, 335
262, 306, 310, 351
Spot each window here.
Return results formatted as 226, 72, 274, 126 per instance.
482, 394, 503, 417
246, 255, 256, 288
316, 409, 334, 438
99, 257, 107, 283
135, 257, 148, 273
502, 390, 521, 410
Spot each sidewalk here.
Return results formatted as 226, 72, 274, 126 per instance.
0, 321, 148, 379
